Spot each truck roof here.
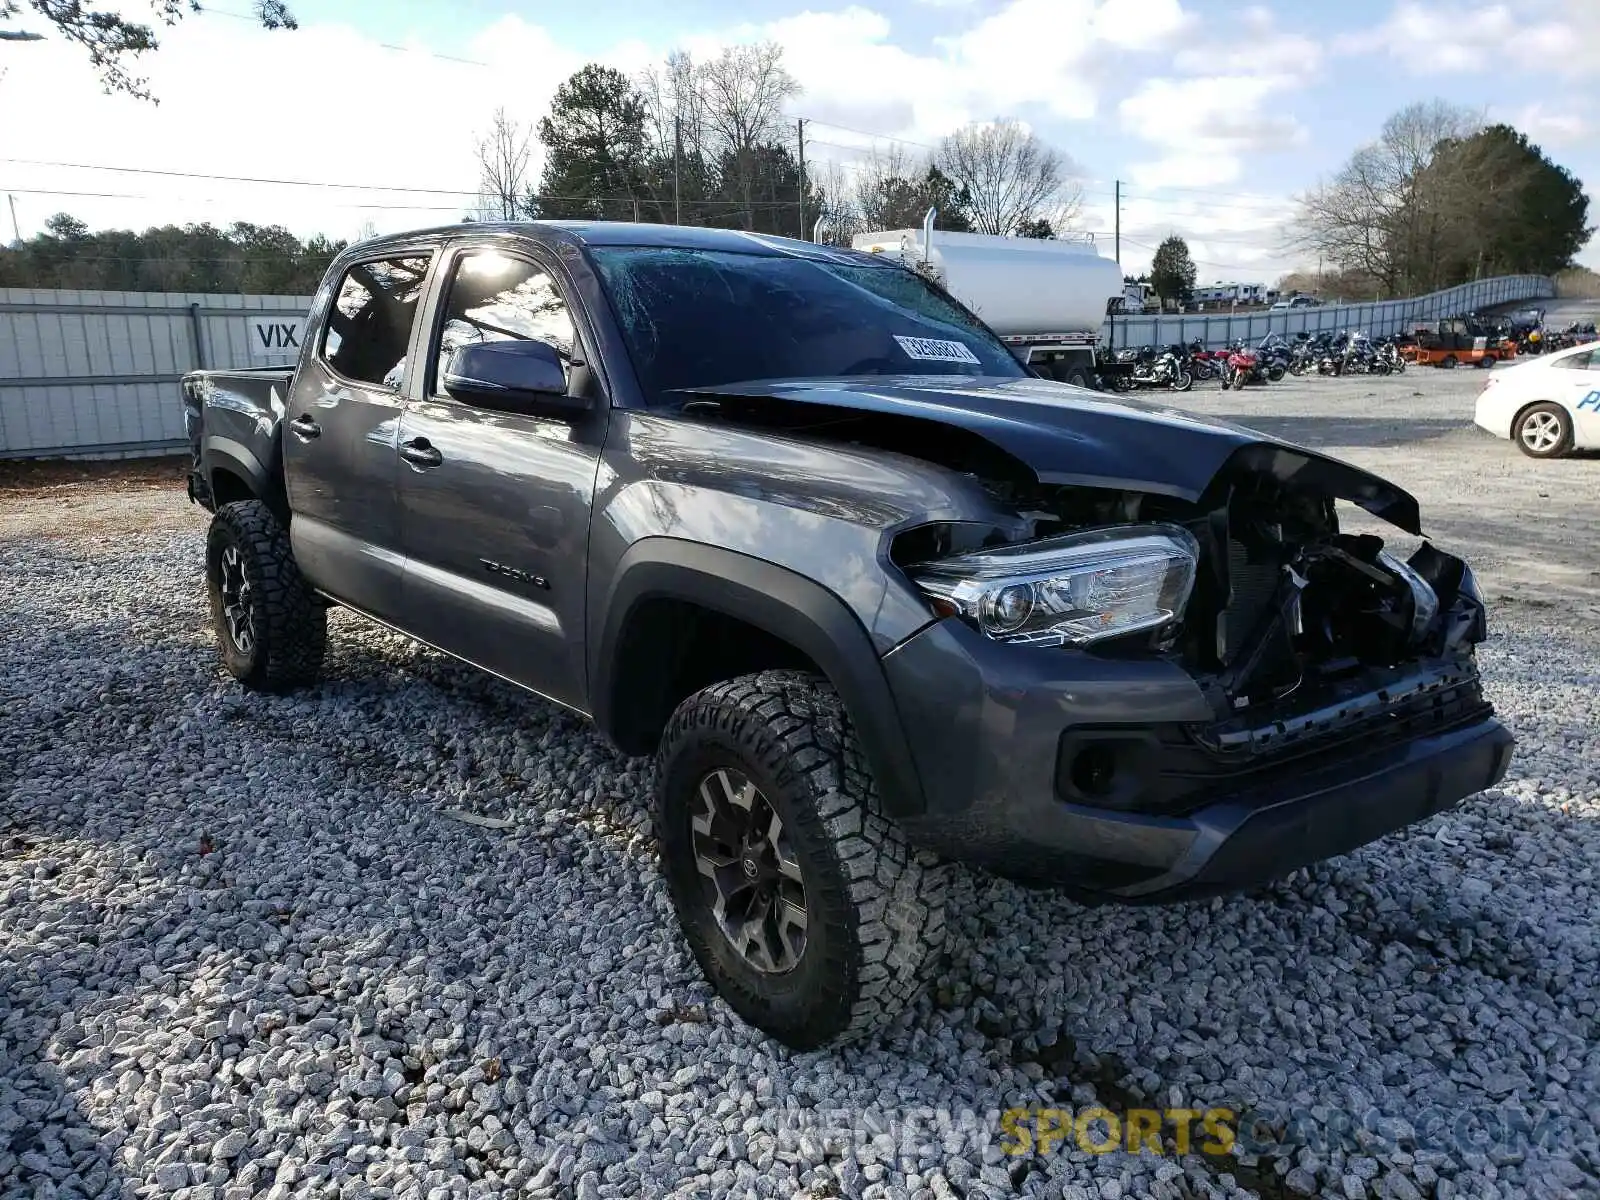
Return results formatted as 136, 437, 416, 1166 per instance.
349, 221, 878, 264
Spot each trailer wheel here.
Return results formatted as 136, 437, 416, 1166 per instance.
1440, 355, 1458, 369
1062, 368, 1092, 390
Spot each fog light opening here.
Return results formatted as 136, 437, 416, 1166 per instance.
1070, 743, 1118, 798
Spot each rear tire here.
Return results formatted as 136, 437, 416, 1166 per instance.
1063, 368, 1091, 390
1170, 370, 1193, 392
1513, 403, 1573, 459
205, 500, 326, 691
655, 670, 949, 1049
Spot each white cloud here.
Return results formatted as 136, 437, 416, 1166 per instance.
1502, 104, 1593, 149
1342, 2, 1600, 77
0, 0, 1312, 272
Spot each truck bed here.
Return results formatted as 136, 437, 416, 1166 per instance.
180, 367, 295, 511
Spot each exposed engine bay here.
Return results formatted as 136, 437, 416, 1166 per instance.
890, 464, 1489, 729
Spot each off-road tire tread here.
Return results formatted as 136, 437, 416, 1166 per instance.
656, 670, 949, 1048
207, 500, 325, 690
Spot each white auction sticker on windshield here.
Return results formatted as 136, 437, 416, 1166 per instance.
893, 335, 982, 365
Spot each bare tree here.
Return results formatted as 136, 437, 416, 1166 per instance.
638, 51, 707, 164
852, 145, 921, 230
475, 107, 534, 222
1293, 100, 1481, 295
696, 43, 799, 157
935, 119, 1074, 237
811, 160, 861, 244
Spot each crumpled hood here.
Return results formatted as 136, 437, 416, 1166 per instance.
683, 375, 1423, 534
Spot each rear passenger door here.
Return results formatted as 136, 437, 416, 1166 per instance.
285, 251, 433, 619
392, 243, 609, 711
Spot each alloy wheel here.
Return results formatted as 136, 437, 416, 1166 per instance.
1519, 411, 1564, 455
217, 544, 255, 655
690, 767, 807, 974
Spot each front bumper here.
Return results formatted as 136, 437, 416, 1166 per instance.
884, 619, 1514, 902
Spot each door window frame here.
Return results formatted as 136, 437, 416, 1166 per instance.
314, 249, 437, 393
420, 240, 606, 406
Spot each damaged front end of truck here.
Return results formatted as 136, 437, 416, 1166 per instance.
681, 376, 1513, 897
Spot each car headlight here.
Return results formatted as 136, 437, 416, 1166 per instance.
909, 524, 1200, 647
1379, 550, 1438, 641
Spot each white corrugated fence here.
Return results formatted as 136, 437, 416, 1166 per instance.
0, 288, 310, 460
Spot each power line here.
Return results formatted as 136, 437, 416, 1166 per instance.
2, 157, 481, 197
798, 118, 938, 152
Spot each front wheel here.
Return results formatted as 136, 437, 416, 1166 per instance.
1513, 402, 1573, 459
655, 671, 950, 1050
205, 500, 326, 690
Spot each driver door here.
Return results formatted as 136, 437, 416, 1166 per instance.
393, 243, 609, 711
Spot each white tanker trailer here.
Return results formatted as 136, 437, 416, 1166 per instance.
851, 211, 1126, 388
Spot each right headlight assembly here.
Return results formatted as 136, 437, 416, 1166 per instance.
909, 524, 1200, 648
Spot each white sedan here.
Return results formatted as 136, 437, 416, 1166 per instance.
1473, 341, 1600, 458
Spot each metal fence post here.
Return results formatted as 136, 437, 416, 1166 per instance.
189, 302, 208, 370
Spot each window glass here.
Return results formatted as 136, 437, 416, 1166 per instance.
433, 252, 576, 391
1552, 349, 1594, 370
589, 246, 1025, 406
320, 256, 431, 389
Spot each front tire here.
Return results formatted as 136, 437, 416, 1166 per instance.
205, 500, 326, 690
655, 671, 949, 1050
1513, 403, 1573, 459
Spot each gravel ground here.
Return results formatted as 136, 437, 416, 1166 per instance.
2, 375, 1597, 1200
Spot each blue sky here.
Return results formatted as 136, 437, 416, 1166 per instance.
2, 0, 1595, 280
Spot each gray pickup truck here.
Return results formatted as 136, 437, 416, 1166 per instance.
181, 222, 1513, 1049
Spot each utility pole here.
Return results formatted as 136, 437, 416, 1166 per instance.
673, 116, 683, 226
6, 194, 20, 245
1114, 179, 1121, 266
796, 118, 807, 241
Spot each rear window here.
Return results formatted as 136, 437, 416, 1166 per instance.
589, 246, 1025, 406
321, 255, 431, 389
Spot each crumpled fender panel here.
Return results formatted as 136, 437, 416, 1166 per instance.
684, 376, 1423, 535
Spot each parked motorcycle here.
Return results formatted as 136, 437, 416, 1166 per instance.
1222, 339, 1263, 389
1373, 337, 1406, 374
1184, 338, 1222, 382
1256, 333, 1291, 382
1125, 344, 1194, 391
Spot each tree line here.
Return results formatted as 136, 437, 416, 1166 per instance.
480, 45, 1080, 243
1294, 101, 1591, 298
0, 215, 345, 295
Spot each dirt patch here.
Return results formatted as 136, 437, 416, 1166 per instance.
0, 456, 195, 543
0, 455, 189, 495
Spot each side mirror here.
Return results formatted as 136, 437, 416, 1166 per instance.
442, 340, 591, 417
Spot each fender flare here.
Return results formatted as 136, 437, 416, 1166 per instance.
592, 538, 929, 817
204, 434, 287, 519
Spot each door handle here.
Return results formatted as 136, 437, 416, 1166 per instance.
288, 414, 321, 439
401, 437, 443, 468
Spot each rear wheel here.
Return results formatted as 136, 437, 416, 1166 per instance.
1062, 367, 1092, 389
1169, 370, 1193, 392
1513, 403, 1573, 459
655, 671, 949, 1049
205, 500, 325, 690
1440, 355, 1458, 369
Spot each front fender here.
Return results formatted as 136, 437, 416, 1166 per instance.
591, 538, 930, 817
